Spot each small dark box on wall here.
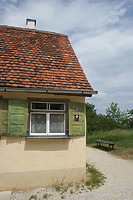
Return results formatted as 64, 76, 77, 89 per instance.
74, 114, 79, 121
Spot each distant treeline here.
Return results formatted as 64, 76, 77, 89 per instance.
86, 102, 133, 134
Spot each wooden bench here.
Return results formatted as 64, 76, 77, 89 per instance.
95, 140, 116, 149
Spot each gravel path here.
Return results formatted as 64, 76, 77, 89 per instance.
75, 147, 133, 200
11, 147, 133, 200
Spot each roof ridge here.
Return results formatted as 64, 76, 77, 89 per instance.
0, 25, 68, 37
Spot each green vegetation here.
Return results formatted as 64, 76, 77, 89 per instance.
86, 102, 133, 160
54, 185, 62, 192
86, 163, 105, 190
52, 163, 105, 199
70, 189, 73, 194
86, 102, 133, 133
43, 193, 48, 199
86, 129, 133, 160
26, 163, 105, 200
29, 195, 37, 200
87, 129, 133, 148
61, 194, 65, 199
106, 102, 129, 125
128, 109, 133, 128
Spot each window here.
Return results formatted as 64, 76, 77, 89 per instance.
30, 102, 66, 136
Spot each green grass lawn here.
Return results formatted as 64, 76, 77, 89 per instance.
86, 129, 133, 160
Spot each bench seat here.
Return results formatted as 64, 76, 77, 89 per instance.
95, 140, 116, 149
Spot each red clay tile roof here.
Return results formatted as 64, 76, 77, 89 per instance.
0, 25, 95, 93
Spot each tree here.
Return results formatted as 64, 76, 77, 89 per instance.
86, 103, 118, 133
106, 102, 129, 127
86, 103, 98, 133
86, 102, 131, 134
96, 113, 118, 131
128, 109, 133, 128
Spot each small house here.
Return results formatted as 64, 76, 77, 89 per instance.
0, 22, 97, 190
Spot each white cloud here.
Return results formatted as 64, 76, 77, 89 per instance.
73, 26, 133, 93
1, 0, 131, 32
0, 0, 133, 113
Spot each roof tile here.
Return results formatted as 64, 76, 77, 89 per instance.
0, 25, 94, 92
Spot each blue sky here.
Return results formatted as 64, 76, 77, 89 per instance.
0, 0, 133, 114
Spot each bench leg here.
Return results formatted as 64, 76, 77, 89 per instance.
98, 142, 101, 147
96, 142, 101, 147
96, 142, 99, 147
109, 144, 114, 149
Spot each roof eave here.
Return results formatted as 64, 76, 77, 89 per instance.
0, 87, 98, 97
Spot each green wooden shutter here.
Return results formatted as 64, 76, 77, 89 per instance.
8, 100, 28, 136
69, 102, 85, 136
0, 99, 8, 136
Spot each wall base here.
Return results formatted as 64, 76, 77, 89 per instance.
0, 167, 86, 191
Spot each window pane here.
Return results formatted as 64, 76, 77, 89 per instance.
50, 114, 64, 133
50, 103, 64, 110
32, 102, 47, 110
31, 113, 46, 133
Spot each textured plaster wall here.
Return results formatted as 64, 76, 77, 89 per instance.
0, 135, 86, 190
0, 136, 86, 173
0, 92, 86, 190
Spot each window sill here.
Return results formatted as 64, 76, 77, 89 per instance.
26, 135, 71, 140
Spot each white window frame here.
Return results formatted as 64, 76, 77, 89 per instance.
30, 102, 66, 136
